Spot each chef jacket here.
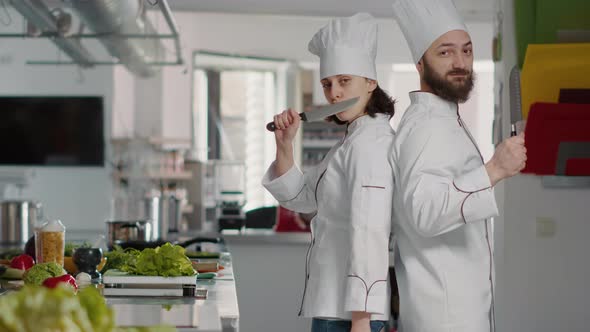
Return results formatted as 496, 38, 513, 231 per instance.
391, 92, 499, 332
263, 113, 395, 321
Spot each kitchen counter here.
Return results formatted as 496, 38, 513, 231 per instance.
105, 255, 239, 332
220, 229, 310, 245
66, 228, 312, 247
52, 230, 239, 332
66, 228, 315, 332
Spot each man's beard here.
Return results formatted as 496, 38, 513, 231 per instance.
423, 58, 475, 104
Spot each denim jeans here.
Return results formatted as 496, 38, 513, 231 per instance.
311, 318, 387, 332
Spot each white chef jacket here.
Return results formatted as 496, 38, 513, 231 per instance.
262, 113, 395, 321
391, 92, 499, 332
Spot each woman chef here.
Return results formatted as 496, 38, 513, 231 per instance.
262, 13, 395, 332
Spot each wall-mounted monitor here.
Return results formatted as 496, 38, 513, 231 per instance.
0, 96, 104, 166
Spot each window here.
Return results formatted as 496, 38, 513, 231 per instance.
192, 52, 295, 210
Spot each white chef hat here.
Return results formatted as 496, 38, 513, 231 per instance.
308, 13, 378, 80
392, 0, 468, 63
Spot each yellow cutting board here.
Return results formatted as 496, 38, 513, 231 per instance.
521, 43, 590, 119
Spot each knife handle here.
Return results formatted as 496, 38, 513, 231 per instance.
266, 121, 278, 132
266, 113, 305, 132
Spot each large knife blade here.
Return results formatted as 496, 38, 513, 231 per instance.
509, 65, 522, 137
266, 97, 359, 132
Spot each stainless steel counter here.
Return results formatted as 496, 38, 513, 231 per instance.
105, 256, 239, 332
221, 229, 311, 246
66, 228, 311, 246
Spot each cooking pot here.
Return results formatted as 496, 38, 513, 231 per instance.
105, 220, 151, 249
142, 192, 183, 241
0, 200, 42, 247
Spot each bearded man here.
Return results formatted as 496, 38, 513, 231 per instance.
390, 0, 527, 331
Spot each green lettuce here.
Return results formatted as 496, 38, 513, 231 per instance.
64, 242, 91, 257
104, 244, 195, 277
103, 247, 141, 273
0, 286, 175, 332
132, 243, 196, 277
0, 286, 103, 332
78, 287, 116, 331
22, 262, 65, 285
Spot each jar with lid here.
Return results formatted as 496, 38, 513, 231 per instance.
35, 220, 66, 266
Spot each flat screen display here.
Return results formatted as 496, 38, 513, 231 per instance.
0, 96, 104, 166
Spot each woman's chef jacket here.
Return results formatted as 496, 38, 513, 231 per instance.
263, 113, 395, 321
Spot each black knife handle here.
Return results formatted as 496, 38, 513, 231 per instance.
510, 123, 517, 137
266, 113, 305, 132
266, 121, 277, 132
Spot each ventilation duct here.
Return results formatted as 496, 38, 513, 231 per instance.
9, 0, 96, 68
70, 0, 165, 78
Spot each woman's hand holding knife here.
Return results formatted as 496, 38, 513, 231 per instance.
273, 108, 300, 177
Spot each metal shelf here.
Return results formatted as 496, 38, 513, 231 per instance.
113, 170, 192, 181
541, 176, 590, 188
541, 142, 590, 188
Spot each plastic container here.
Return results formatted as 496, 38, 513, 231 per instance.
35, 220, 66, 266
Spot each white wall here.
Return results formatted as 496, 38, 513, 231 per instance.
134, 70, 164, 138
0, 32, 114, 232
112, 66, 135, 138
494, 1, 590, 331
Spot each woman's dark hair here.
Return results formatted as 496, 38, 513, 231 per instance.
326, 84, 396, 125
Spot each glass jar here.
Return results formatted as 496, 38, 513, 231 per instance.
35, 220, 66, 266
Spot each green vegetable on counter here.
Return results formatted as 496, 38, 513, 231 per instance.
103, 243, 195, 277
22, 262, 65, 286
0, 286, 110, 332
133, 243, 196, 277
0, 286, 175, 332
0, 265, 25, 280
64, 241, 92, 257
102, 246, 140, 273
0, 249, 23, 260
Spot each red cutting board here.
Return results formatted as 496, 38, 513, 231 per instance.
522, 102, 590, 175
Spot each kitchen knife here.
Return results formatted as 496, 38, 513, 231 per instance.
266, 96, 360, 132
509, 65, 522, 137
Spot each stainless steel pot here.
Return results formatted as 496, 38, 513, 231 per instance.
164, 194, 182, 233
142, 193, 183, 241
0, 200, 42, 246
143, 196, 167, 241
105, 220, 151, 249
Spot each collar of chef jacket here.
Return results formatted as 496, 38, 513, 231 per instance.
346, 112, 392, 135
408, 91, 459, 117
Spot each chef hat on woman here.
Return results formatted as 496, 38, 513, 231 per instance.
308, 13, 378, 80
392, 0, 468, 63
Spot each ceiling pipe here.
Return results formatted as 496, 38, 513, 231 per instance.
155, 0, 183, 65
9, 0, 96, 68
70, 0, 166, 77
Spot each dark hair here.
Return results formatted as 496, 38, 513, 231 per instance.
326, 84, 396, 125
